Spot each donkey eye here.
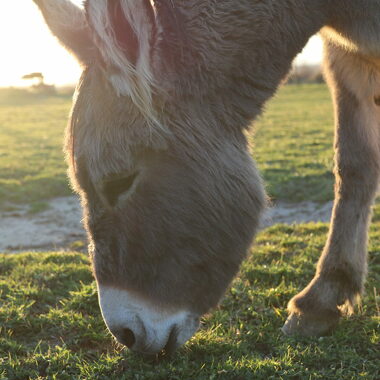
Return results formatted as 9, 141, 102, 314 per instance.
103, 173, 138, 206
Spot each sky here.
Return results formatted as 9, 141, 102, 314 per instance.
0, 1, 323, 88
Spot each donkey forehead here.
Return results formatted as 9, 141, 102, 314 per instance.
70, 74, 170, 183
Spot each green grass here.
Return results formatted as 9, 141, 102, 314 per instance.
0, 84, 335, 207
0, 95, 72, 206
254, 84, 334, 202
1, 217, 379, 379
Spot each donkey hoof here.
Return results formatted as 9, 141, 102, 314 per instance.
282, 312, 338, 337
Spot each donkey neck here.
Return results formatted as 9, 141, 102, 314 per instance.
165, 0, 329, 131
226, 0, 328, 115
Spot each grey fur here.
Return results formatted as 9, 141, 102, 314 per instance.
34, 0, 380, 342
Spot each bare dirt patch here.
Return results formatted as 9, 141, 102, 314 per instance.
0, 197, 333, 253
261, 200, 333, 228
1, 197, 85, 252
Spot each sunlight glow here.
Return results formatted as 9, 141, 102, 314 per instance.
0, 0, 82, 87
295, 36, 324, 65
0, 1, 323, 88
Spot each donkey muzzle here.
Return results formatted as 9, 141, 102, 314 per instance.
97, 285, 200, 354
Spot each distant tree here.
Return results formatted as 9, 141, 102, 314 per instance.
22, 72, 45, 86
21, 72, 56, 95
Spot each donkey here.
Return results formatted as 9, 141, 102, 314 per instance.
33, 0, 380, 355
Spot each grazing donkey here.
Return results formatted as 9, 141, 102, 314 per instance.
34, 0, 380, 354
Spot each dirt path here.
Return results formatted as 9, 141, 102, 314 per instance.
261, 200, 333, 228
0, 196, 333, 253
1, 197, 85, 252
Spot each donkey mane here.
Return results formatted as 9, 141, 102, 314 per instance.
85, 0, 162, 130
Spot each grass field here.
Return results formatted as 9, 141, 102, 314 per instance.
0, 84, 334, 208
0, 93, 72, 207
254, 84, 334, 202
1, 85, 379, 379
1, 221, 379, 379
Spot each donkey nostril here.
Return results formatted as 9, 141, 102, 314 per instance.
119, 328, 136, 348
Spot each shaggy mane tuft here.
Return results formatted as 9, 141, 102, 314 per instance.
85, 0, 162, 130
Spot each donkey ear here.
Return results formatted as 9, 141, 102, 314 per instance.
85, 0, 157, 96
33, 0, 95, 65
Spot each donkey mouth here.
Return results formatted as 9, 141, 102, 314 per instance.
162, 325, 179, 355
114, 321, 181, 355
134, 325, 179, 356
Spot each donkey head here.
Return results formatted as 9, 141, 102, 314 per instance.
36, 0, 266, 354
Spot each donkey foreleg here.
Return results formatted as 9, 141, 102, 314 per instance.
283, 40, 380, 336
